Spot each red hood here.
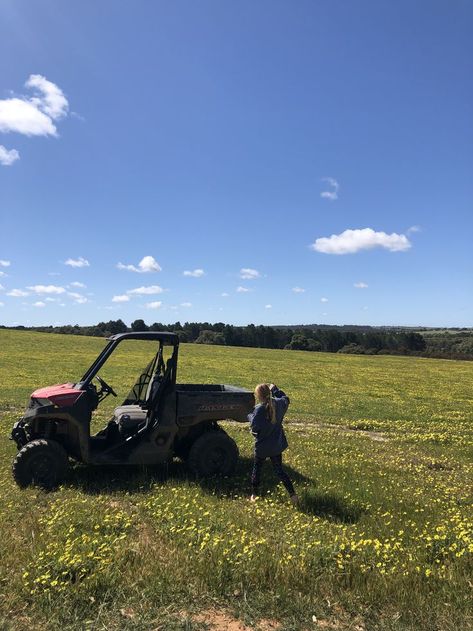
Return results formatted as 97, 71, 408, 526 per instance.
32, 383, 84, 407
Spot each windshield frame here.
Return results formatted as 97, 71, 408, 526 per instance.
78, 334, 179, 388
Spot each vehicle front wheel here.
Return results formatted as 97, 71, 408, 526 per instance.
12, 439, 69, 490
187, 430, 239, 477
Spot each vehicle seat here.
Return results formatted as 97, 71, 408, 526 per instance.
113, 404, 147, 424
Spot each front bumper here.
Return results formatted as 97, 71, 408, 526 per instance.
11, 419, 28, 449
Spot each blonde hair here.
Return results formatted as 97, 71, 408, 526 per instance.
254, 383, 276, 423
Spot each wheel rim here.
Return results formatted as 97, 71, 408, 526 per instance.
207, 446, 227, 472
27, 454, 57, 486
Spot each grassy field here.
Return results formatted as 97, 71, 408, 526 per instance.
0, 329, 471, 631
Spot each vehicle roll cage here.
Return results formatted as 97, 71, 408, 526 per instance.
79, 332, 180, 387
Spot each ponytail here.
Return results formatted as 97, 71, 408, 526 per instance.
266, 396, 277, 424
254, 383, 277, 424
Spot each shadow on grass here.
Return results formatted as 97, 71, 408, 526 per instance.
65, 458, 363, 524
65, 460, 362, 523
65, 456, 308, 498
298, 488, 364, 524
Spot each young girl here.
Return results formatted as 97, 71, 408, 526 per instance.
248, 383, 298, 504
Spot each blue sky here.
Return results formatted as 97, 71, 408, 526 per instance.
0, 0, 471, 328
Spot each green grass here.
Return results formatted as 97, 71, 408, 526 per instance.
0, 329, 471, 631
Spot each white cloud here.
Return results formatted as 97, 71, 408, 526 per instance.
407, 225, 421, 234
239, 268, 260, 280
236, 286, 250, 293
7, 289, 29, 297
27, 284, 66, 295
321, 297, 329, 303
0, 145, 19, 166
0, 75, 68, 138
68, 292, 88, 304
32, 301, 46, 308
292, 286, 305, 293
0, 98, 57, 136
0, 260, 10, 267
221, 292, 229, 297
183, 269, 205, 278
127, 285, 163, 296
117, 255, 161, 273
311, 228, 411, 255
265, 304, 272, 309
354, 282, 368, 289
45, 297, 57, 302
69, 281, 86, 288
70, 111, 85, 122
26, 74, 68, 120
112, 294, 130, 303
0, 302, 4, 307
0, 272, 6, 277
0, 284, 3, 290
320, 177, 339, 201
146, 301, 162, 309
65, 257, 90, 268
180, 302, 192, 307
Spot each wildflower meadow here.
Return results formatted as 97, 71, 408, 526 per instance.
0, 330, 471, 630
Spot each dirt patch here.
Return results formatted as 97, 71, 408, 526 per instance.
193, 608, 251, 630
313, 616, 365, 630
426, 461, 453, 471
258, 619, 281, 631
288, 420, 389, 442
357, 430, 388, 442
192, 609, 252, 631
191, 609, 282, 630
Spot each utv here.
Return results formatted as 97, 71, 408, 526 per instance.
11, 332, 254, 489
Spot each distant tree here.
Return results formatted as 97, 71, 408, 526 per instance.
107, 319, 128, 335
403, 332, 426, 352
338, 343, 365, 354
149, 322, 164, 332
175, 330, 189, 342
195, 330, 225, 345
183, 322, 201, 341
307, 338, 322, 351
131, 319, 149, 332
286, 333, 309, 351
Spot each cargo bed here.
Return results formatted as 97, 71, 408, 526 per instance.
176, 384, 254, 426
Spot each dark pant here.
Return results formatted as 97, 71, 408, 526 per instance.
251, 453, 295, 496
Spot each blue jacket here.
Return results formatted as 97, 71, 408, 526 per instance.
248, 386, 290, 458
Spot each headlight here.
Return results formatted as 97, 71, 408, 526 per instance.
33, 397, 54, 406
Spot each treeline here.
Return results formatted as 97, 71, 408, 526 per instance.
3, 318, 446, 357
417, 330, 473, 360
4, 319, 472, 359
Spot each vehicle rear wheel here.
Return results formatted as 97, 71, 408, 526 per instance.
187, 430, 239, 477
12, 439, 69, 490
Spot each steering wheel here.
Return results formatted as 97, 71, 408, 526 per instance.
95, 375, 117, 397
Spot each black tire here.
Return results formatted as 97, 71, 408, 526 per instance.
12, 439, 69, 490
187, 430, 239, 477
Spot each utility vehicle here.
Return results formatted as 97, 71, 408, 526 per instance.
11, 332, 254, 488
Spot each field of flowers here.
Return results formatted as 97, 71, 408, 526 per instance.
0, 329, 471, 630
